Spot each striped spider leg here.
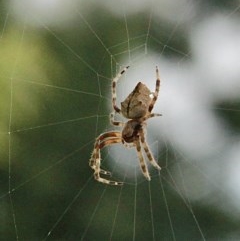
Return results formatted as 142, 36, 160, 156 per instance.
89, 131, 123, 185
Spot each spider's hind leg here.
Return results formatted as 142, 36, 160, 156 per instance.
140, 113, 162, 122
110, 112, 124, 127
112, 66, 130, 113
148, 66, 161, 113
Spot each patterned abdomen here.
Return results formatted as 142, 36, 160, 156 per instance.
121, 82, 151, 119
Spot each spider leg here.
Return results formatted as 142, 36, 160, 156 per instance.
93, 139, 122, 176
89, 131, 123, 185
110, 112, 124, 127
135, 139, 151, 181
112, 66, 130, 113
148, 66, 161, 113
140, 113, 162, 122
90, 131, 120, 170
140, 129, 161, 170
90, 132, 119, 170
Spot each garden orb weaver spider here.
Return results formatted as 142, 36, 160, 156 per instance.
89, 66, 162, 185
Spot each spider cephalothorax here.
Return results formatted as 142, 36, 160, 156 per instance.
122, 119, 142, 143
89, 66, 162, 185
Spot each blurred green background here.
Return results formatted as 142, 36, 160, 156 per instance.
1, 0, 240, 240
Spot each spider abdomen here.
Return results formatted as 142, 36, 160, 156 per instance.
121, 82, 151, 119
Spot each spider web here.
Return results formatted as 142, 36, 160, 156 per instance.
1, 0, 240, 240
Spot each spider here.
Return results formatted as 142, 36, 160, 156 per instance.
89, 66, 162, 185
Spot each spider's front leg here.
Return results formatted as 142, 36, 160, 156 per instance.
135, 139, 151, 181
89, 131, 123, 185
139, 129, 161, 171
